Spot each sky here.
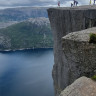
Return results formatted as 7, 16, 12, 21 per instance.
0, 0, 94, 9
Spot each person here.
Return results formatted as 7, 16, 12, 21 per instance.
94, 0, 95, 4
76, 1, 78, 6
73, 0, 76, 6
58, 1, 60, 7
71, 3, 73, 7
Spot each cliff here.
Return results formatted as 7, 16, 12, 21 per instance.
47, 5, 96, 96
62, 27, 96, 83
0, 34, 11, 50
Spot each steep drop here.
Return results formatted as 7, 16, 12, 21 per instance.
48, 5, 96, 96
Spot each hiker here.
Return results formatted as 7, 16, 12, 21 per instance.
73, 0, 76, 6
76, 1, 78, 6
71, 3, 73, 7
58, 1, 60, 7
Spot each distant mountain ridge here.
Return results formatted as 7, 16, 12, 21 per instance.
0, 7, 48, 22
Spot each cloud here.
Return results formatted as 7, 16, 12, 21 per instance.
0, 0, 93, 8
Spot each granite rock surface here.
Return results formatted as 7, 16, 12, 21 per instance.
48, 5, 96, 96
60, 76, 96, 96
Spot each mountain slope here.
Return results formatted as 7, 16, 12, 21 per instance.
0, 17, 53, 51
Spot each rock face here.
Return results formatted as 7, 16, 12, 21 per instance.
60, 76, 96, 96
0, 34, 11, 50
62, 27, 96, 84
47, 5, 96, 96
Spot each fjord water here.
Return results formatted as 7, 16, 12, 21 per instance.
0, 48, 54, 96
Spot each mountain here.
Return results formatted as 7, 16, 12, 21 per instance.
0, 21, 18, 29
0, 17, 53, 51
0, 7, 48, 22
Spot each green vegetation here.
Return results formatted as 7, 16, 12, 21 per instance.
0, 21, 53, 50
91, 75, 96, 81
89, 33, 96, 44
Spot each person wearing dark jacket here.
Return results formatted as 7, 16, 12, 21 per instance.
71, 3, 73, 7
73, 0, 76, 6
76, 1, 78, 6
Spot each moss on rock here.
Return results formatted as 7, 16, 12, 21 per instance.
89, 33, 96, 44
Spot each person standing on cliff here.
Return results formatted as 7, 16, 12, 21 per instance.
71, 3, 73, 7
73, 0, 76, 6
58, 1, 60, 7
73, 0, 78, 6
76, 1, 78, 6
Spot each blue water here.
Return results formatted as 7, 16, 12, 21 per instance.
0, 48, 54, 96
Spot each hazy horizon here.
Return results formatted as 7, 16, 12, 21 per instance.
0, 0, 93, 9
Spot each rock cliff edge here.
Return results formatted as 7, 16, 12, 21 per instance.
48, 5, 96, 96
